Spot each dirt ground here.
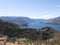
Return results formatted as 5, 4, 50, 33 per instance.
6, 42, 21, 45
0, 42, 21, 45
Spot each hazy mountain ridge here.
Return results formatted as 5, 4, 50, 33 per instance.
0, 17, 30, 27
47, 17, 60, 24
0, 17, 47, 22
0, 16, 60, 27
0, 17, 46, 27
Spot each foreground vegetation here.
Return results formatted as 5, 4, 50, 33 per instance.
0, 19, 60, 45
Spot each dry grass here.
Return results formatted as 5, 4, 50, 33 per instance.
6, 42, 20, 45
0, 42, 21, 45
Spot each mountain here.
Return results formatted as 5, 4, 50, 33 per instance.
0, 17, 46, 27
0, 19, 20, 36
0, 17, 31, 27
0, 16, 60, 28
0, 17, 46, 23
32, 19, 46, 23
0, 19, 20, 29
46, 17, 60, 24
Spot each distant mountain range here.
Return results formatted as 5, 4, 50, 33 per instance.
0, 16, 60, 27
0, 17, 29, 27
0, 17, 46, 27
47, 17, 60, 24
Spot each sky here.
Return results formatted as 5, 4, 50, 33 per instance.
0, 0, 60, 19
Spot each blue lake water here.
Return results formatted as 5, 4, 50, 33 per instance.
28, 23, 60, 31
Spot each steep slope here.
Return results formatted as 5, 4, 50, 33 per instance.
0, 19, 20, 29
0, 19, 20, 37
0, 17, 30, 27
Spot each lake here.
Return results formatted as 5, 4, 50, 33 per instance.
28, 23, 60, 31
